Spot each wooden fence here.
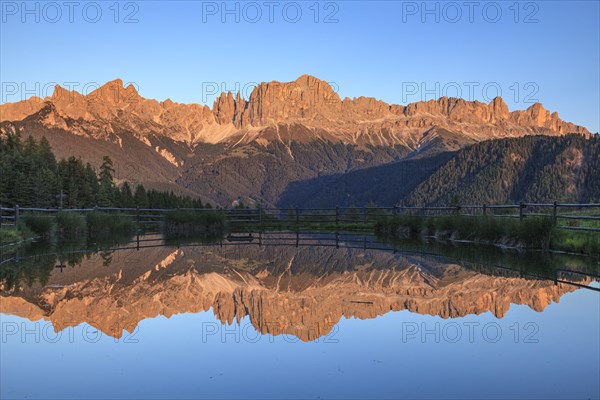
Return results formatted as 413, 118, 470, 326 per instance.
1, 202, 599, 232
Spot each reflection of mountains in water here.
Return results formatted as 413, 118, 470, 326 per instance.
1, 233, 597, 342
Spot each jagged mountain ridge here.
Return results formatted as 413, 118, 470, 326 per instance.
1, 75, 589, 147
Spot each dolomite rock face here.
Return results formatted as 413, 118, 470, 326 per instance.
1, 245, 589, 342
0, 75, 589, 148
237, 74, 343, 127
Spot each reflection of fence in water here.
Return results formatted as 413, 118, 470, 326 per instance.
2, 231, 598, 293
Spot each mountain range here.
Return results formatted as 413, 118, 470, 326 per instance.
0, 75, 594, 207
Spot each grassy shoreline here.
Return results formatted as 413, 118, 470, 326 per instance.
375, 215, 599, 257
2, 210, 228, 245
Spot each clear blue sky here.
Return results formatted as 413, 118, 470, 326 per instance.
1, 0, 599, 132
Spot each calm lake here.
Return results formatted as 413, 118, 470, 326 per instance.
1, 232, 599, 399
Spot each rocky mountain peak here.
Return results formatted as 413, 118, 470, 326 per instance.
212, 91, 236, 124
239, 75, 342, 126
51, 84, 70, 100
86, 78, 141, 105
490, 96, 509, 118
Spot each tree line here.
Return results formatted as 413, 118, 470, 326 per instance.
0, 131, 210, 209
402, 134, 600, 206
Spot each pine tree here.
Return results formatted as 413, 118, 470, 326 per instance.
37, 137, 56, 170
97, 156, 116, 206
133, 184, 149, 208
84, 164, 99, 206
120, 182, 135, 208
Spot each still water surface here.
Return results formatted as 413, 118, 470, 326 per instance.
1, 232, 599, 399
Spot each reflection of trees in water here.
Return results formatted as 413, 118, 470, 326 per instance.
100, 251, 114, 267
384, 237, 598, 277
0, 255, 55, 292
56, 250, 87, 268
162, 232, 226, 246
1, 247, 91, 292
0, 233, 137, 292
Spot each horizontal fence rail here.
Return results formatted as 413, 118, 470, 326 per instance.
1, 202, 599, 232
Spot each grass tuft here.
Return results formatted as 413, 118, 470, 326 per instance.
19, 214, 53, 237
163, 210, 226, 236
87, 212, 136, 238
56, 212, 87, 240
376, 215, 564, 252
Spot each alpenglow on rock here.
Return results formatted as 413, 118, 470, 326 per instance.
0, 74, 589, 148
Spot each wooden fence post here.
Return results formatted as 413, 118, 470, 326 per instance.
136, 206, 140, 226
553, 201, 558, 224
519, 202, 525, 221
335, 206, 339, 225
482, 204, 487, 216
15, 205, 19, 226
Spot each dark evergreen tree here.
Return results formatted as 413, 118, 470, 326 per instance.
97, 156, 116, 206
133, 184, 149, 208
119, 182, 135, 208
